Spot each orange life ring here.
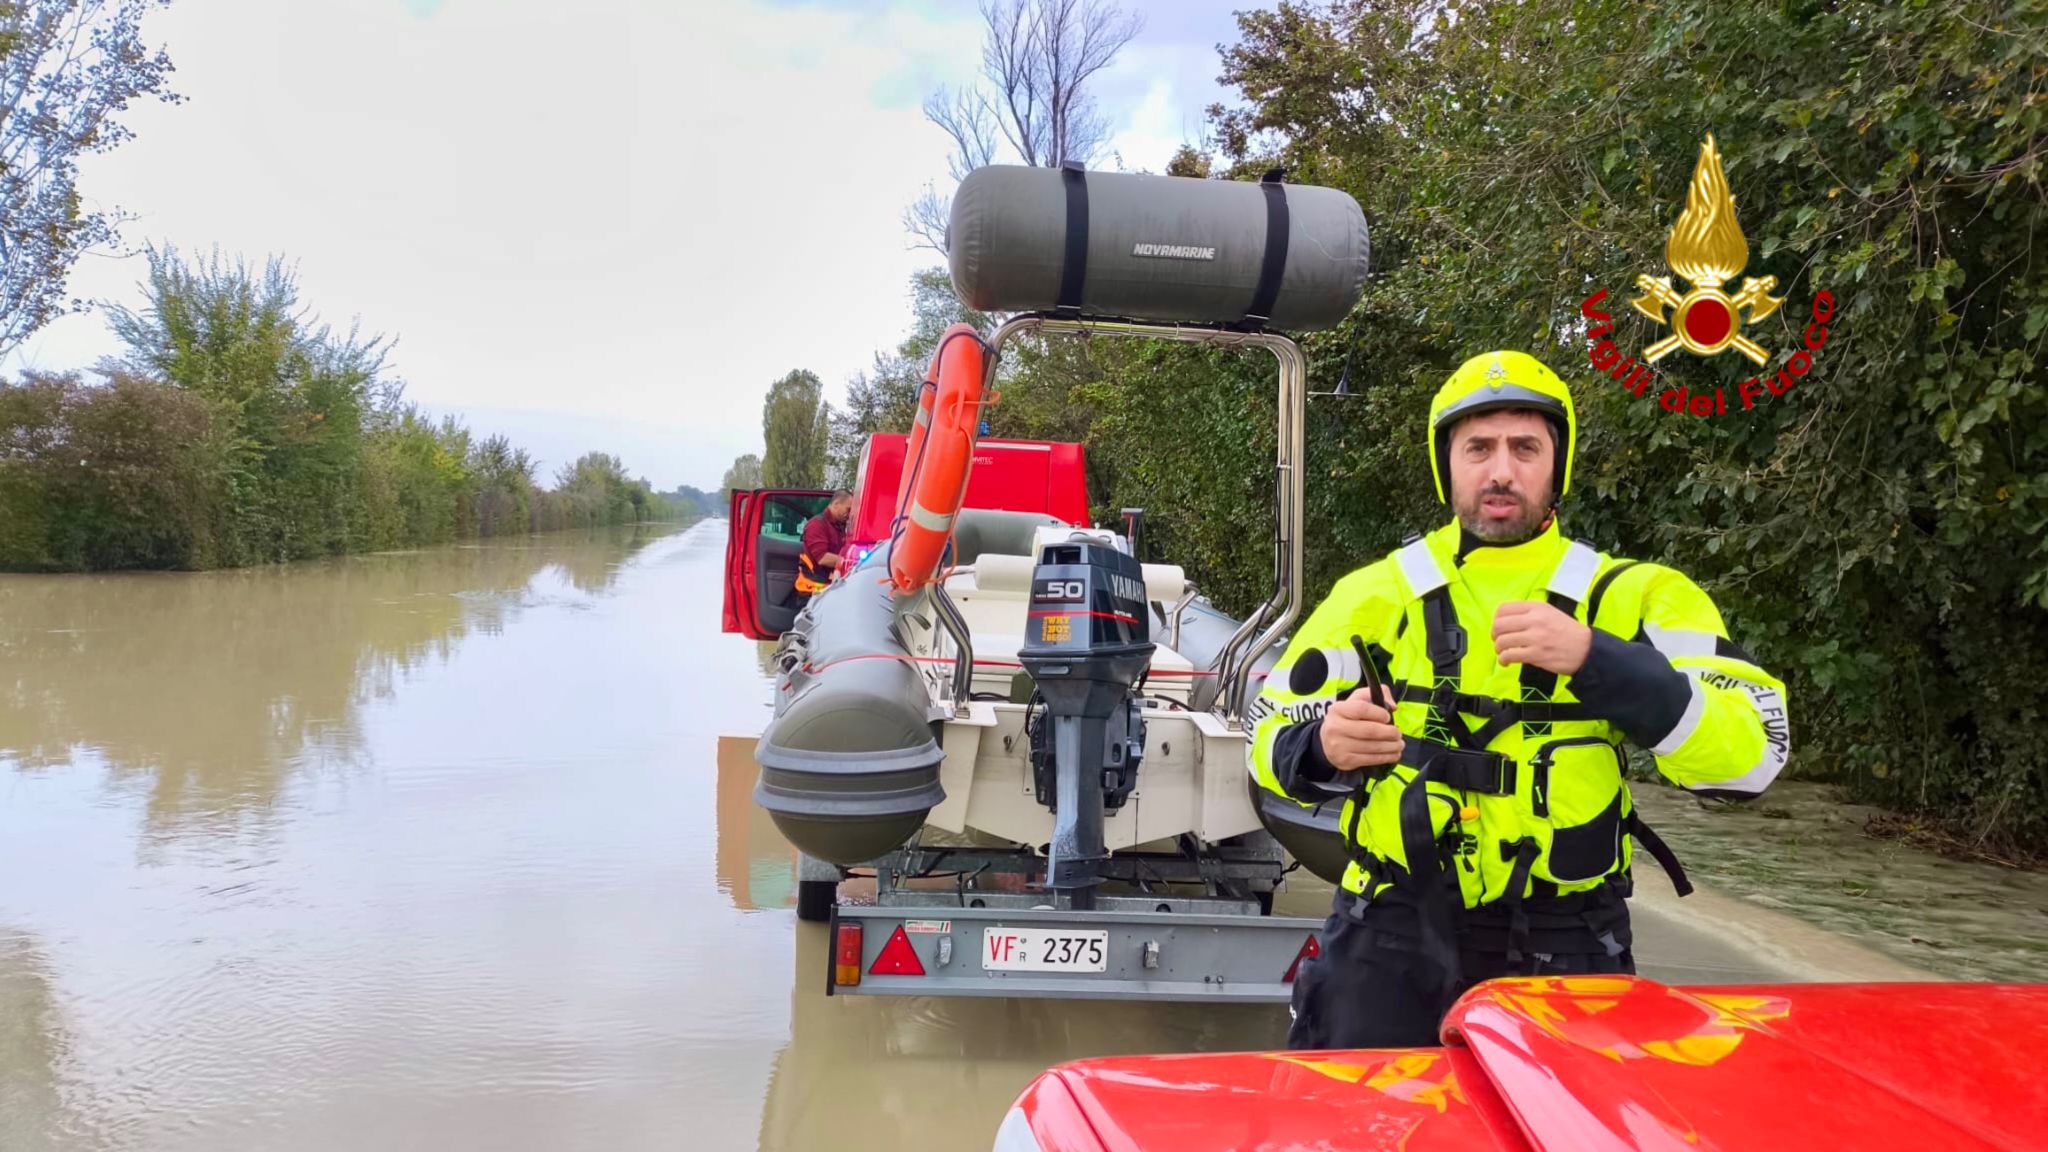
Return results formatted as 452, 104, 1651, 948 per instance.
888, 323, 988, 593
893, 361, 939, 519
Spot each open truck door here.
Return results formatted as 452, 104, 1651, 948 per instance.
721, 488, 834, 640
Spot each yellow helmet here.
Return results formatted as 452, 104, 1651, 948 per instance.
1427, 350, 1578, 504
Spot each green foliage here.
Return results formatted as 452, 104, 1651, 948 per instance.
471, 434, 537, 538
1103, 0, 2047, 848
0, 0, 181, 353
828, 269, 990, 487
910, 0, 2048, 846
761, 369, 829, 488
0, 369, 216, 569
541, 451, 653, 531
2, 248, 681, 570
664, 484, 724, 518
721, 453, 763, 502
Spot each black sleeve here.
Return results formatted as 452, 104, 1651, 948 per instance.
1570, 630, 1691, 748
1271, 718, 1354, 802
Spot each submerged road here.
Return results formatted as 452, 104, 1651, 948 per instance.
0, 520, 1807, 1152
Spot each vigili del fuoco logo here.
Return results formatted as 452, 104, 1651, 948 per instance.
1580, 134, 1836, 417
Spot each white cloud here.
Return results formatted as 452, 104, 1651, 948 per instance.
4, 0, 1241, 491
1101, 74, 1187, 173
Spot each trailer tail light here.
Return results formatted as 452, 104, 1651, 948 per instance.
834, 922, 864, 987
870, 925, 926, 976
1284, 933, 1321, 983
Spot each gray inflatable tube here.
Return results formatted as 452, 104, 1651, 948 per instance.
948, 164, 1370, 332
754, 541, 945, 867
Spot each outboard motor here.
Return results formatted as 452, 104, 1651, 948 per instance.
1016, 534, 1154, 909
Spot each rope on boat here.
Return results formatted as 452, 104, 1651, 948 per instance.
796, 652, 1221, 678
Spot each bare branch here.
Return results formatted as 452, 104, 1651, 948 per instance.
981, 0, 1045, 167
922, 85, 999, 181
1035, 0, 1141, 165
902, 184, 954, 255
973, 0, 1141, 170
904, 0, 1139, 249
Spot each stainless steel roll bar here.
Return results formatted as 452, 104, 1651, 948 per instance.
929, 577, 975, 708
979, 315, 1306, 728
1165, 580, 1199, 652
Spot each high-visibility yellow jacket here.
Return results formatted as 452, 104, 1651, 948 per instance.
1248, 518, 1789, 908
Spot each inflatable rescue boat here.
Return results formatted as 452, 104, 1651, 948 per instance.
751, 163, 1369, 911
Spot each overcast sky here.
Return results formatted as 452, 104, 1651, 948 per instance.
3, 0, 1253, 491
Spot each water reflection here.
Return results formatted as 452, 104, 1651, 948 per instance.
755, 924, 1288, 1151
712, 728, 1296, 1151
0, 520, 1304, 1152
711, 735, 1295, 1150
716, 733, 796, 914
2, 515, 2018, 1152
0, 526, 661, 836
0, 928, 79, 1151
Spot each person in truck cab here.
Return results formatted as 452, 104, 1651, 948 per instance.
1249, 350, 1791, 1049
796, 489, 856, 597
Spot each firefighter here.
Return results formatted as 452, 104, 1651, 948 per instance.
1249, 350, 1791, 1050
796, 489, 855, 597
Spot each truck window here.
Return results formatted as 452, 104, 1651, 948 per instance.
761, 494, 829, 541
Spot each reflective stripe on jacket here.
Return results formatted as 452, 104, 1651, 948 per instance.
1247, 519, 1790, 907
795, 551, 828, 595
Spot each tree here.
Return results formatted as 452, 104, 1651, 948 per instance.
1182, 0, 2048, 848
1163, 144, 1211, 179
554, 450, 632, 527
721, 453, 763, 502
0, 368, 214, 568
666, 483, 722, 518
469, 433, 534, 537
0, 0, 182, 355
760, 369, 827, 488
829, 269, 991, 486
904, 0, 1142, 252
106, 245, 389, 562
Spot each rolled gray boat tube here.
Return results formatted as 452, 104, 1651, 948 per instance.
1170, 595, 1348, 885
753, 542, 946, 866
948, 164, 1369, 332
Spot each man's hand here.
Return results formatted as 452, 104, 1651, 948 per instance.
1317, 685, 1404, 772
1493, 601, 1592, 675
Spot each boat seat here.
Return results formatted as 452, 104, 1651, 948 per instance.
950, 509, 1069, 566
973, 553, 1187, 604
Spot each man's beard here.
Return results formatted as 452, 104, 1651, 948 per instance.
1456, 483, 1552, 544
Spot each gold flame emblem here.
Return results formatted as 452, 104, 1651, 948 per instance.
1631, 134, 1782, 365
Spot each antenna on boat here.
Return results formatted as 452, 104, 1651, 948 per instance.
1309, 336, 1359, 399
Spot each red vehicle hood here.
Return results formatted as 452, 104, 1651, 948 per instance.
1002, 976, 2048, 1152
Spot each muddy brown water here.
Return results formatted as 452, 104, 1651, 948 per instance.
4, 520, 2041, 1151
0, 523, 1298, 1151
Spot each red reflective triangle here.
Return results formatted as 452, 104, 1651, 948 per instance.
1284, 932, 1322, 983
869, 925, 926, 976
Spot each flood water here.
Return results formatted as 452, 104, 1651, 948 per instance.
15, 521, 2040, 1151
0, 521, 1293, 1152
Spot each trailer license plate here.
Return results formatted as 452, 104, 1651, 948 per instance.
982, 928, 1108, 973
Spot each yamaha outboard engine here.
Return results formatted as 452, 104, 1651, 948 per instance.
1016, 534, 1154, 909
